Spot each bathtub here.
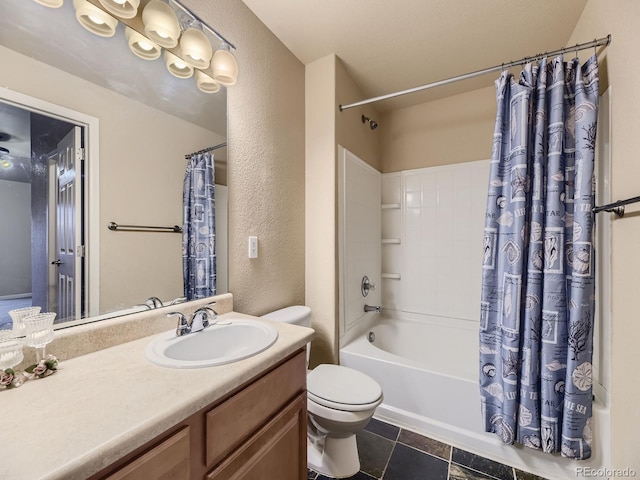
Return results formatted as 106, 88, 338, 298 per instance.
340, 314, 611, 480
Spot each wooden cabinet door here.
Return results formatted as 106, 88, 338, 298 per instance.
206, 393, 307, 480
105, 427, 190, 480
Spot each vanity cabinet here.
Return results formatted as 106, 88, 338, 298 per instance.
104, 427, 191, 480
90, 350, 307, 480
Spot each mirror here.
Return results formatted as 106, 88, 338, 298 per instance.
0, 0, 229, 329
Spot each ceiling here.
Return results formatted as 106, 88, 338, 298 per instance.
242, 0, 589, 111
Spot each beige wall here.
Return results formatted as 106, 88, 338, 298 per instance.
568, 0, 640, 470
0, 45, 219, 315
380, 86, 496, 172
305, 55, 381, 365
187, 0, 306, 316
306, 55, 338, 365
336, 58, 382, 171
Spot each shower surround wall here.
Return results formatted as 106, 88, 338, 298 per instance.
382, 161, 489, 319
338, 146, 381, 342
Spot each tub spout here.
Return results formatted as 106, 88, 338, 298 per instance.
364, 304, 382, 313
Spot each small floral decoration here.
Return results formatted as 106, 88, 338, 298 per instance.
0, 368, 24, 390
0, 354, 59, 391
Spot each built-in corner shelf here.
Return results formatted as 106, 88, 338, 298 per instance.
381, 203, 401, 210
382, 273, 401, 280
382, 238, 401, 244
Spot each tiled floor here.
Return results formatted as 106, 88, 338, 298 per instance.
307, 418, 548, 480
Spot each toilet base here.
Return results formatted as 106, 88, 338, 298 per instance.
307, 433, 360, 479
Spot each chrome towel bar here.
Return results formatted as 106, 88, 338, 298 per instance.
108, 222, 182, 233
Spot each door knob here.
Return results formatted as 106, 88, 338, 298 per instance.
51, 259, 63, 266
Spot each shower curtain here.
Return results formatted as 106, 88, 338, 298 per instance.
182, 152, 216, 300
479, 55, 599, 460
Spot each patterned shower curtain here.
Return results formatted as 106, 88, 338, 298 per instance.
479, 55, 599, 460
183, 152, 216, 300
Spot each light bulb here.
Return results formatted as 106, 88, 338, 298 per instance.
138, 41, 153, 51
179, 28, 212, 69
98, 0, 139, 19
195, 70, 220, 94
142, 0, 181, 48
212, 47, 238, 86
125, 27, 161, 61
164, 51, 193, 79
88, 14, 105, 25
73, 0, 118, 37
1, 159, 13, 169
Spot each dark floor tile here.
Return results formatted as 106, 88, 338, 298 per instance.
364, 418, 400, 441
513, 469, 548, 480
384, 443, 448, 480
449, 463, 503, 480
398, 429, 451, 460
316, 472, 376, 480
451, 449, 513, 480
356, 429, 394, 478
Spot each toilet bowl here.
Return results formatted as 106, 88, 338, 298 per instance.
262, 306, 383, 479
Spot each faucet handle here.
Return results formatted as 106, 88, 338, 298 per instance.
145, 296, 164, 309
205, 301, 218, 314
168, 312, 189, 336
191, 307, 216, 332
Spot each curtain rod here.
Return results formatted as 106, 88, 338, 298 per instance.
593, 195, 640, 217
185, 142, 227, 159
339, 34, 612, 112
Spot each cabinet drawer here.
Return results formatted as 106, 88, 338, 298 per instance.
205, 351, 306, 468
206, 393, 307, 480
105, 426, 190, 480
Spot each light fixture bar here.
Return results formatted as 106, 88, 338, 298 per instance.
169, 0, 236, 50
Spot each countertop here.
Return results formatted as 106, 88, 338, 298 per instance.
0, 312, 313, 480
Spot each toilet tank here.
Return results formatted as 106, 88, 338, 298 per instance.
261, 306, 312, 328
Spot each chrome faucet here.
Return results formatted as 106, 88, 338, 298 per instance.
364, 304, 382, 313
168, 302, 219, 337
144, 296, 164, 309
168, 312, 190, 336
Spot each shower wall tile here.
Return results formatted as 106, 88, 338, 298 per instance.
383, 160, 489, 321
382, 172, 402, 204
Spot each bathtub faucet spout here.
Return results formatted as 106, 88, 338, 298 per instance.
364, 304, 382, 313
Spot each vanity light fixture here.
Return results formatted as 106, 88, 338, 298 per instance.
211, 44, 238, 86
73, 0, 118, 37
33, 0, 64, 7
98, 0, 139, 20
125, 27, 162, 60
195, 70, 220, 94
179, 27, 213, 69
164, 50, 193, 78
38, 0, 237, 93
142, 0, 181, 48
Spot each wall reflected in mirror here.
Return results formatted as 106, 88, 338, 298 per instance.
0, 0, 229, 330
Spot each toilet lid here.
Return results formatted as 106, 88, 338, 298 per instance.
307, 364, 382, 407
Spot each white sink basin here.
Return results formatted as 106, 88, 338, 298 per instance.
145, 318, 278, 368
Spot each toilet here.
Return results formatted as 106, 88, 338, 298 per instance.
262, 306, 383, 479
